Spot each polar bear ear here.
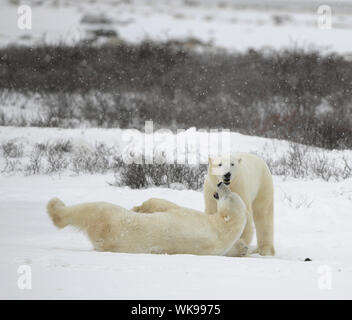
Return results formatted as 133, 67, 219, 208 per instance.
237, 158, 242, 164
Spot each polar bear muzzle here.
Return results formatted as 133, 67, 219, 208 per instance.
223, 172, 231, 185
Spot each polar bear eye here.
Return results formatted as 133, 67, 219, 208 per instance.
231, 163, 234, 166
218, 163, 222, 167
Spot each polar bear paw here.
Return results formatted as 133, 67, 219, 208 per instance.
234, 239, 249, 257
252, 245, 275, 256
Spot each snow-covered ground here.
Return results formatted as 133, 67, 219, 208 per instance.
1, 0, 352, 54
1, 126, 352, 299
1, 174, 352, 299
1, 0, 352, 299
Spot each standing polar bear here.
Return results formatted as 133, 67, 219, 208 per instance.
47, 183, 247, 256
204, 153, 275, 256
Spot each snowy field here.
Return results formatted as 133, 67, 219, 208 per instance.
1, 127, 352, 299
1, 0, 352, 301
1, 0, 352, 54
1, 174, 352, 299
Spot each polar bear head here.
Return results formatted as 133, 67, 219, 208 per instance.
208, 155, 242, 186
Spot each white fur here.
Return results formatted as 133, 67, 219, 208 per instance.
47, 184, 247, 256
204, 152, 275, 256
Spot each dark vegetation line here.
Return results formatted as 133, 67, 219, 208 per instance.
1, 139, 351, 184
0, 41, 351, 149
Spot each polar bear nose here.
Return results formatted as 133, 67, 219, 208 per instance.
224, 172, 231, 179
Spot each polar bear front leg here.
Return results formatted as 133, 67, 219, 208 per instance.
204, 180, 217, 215
239, 205, 254, 246
252, 198, 275, 256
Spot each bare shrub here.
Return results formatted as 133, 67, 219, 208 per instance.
341, 157, 352, 179
80, 93, 115, 127
43, 93, 77, 127
115, 163, 148, 189
261, 143, 352, 182
45, 140, 72, 173
1, 43, 352, 149
286, 143, 310, 179
71, 143, 113, 174
1, 139, 117, 176
25, 145, 45, 175
0, 110, 5, 125
81, 13, 112, 25
1, 141, 24, 173
116, 162, 207, 190
1, 135, 350, 185
1, 140, 24, 158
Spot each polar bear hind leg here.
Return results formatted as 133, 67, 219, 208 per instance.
47, 198, 68, 228
203, 180, 218, 215
132, 198, 181, 213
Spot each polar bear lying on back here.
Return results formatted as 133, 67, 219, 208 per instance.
47, 183, 247, 256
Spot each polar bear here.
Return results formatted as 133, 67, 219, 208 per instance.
204, 153, 275, 256
46, 183, 247, 256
